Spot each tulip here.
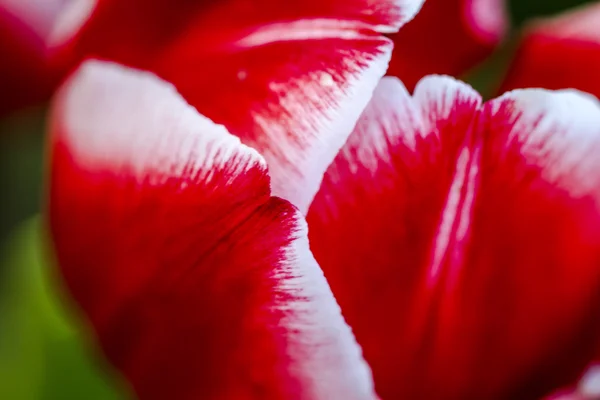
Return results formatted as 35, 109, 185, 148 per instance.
49, 56, 600, 398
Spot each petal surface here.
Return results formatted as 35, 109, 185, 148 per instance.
307, 76, 600, 399
58, 0, 424, 212
387, 0, 508, 90
48, 60, 376, 400
500, 3, 600, 98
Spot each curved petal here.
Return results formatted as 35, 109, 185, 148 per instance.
0, 0, 68, 114
307, 76, 600, 399
56, 0, 424, 212
499, 3, 600, 98
387, 0, 508, 90
48, 60, 376, 400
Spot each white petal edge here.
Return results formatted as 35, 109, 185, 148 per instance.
52, 59, 266, 180
488, 87, 600, 202
266, 40, 393, 214
389, 0, 426, 31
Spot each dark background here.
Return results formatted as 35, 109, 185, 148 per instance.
0, 0, 597, 398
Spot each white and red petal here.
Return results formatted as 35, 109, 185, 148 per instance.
307, 76, 600, 399
500, 3, 600, 98
48, 60, 376, 400
56, 0, 424, 211
156, 36, 393, 213
387, 0, 508, 90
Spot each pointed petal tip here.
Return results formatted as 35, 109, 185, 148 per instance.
393, 0, 426, 28
414, 74, 479, 94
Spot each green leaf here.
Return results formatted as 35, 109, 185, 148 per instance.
0, 217, 130, 400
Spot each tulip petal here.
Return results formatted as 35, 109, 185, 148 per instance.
307, 76, 600, 399
161, 36, 393, 213
48, 60, 376, 400
59, 0, 425, 212
387, 0, 508, 90
500, 2, 600, 98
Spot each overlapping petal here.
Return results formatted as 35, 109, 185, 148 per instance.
500, 3, 600, 98
0, 0, 69, 114
387, 0, 508, 90
307, 76, 600, 399
58, 0, 424, 211
48, 60, 376, 400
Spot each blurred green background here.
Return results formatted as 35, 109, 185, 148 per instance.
0, 0, 596, 398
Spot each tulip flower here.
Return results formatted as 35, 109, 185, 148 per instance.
50, 55, 600, 398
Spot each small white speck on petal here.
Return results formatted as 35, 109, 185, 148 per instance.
320, 73, 335, 88
237, 69, 248, 81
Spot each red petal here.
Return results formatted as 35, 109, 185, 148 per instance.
57, 0, 424, 211
307, 76, 600, 399
0, 0, 68, 114
500, 3, 600, 98
48, 60, 376, 400
387, 0, 508, 90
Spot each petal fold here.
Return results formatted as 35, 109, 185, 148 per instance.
48, 60, 376, 400
307, 76, 600, 399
